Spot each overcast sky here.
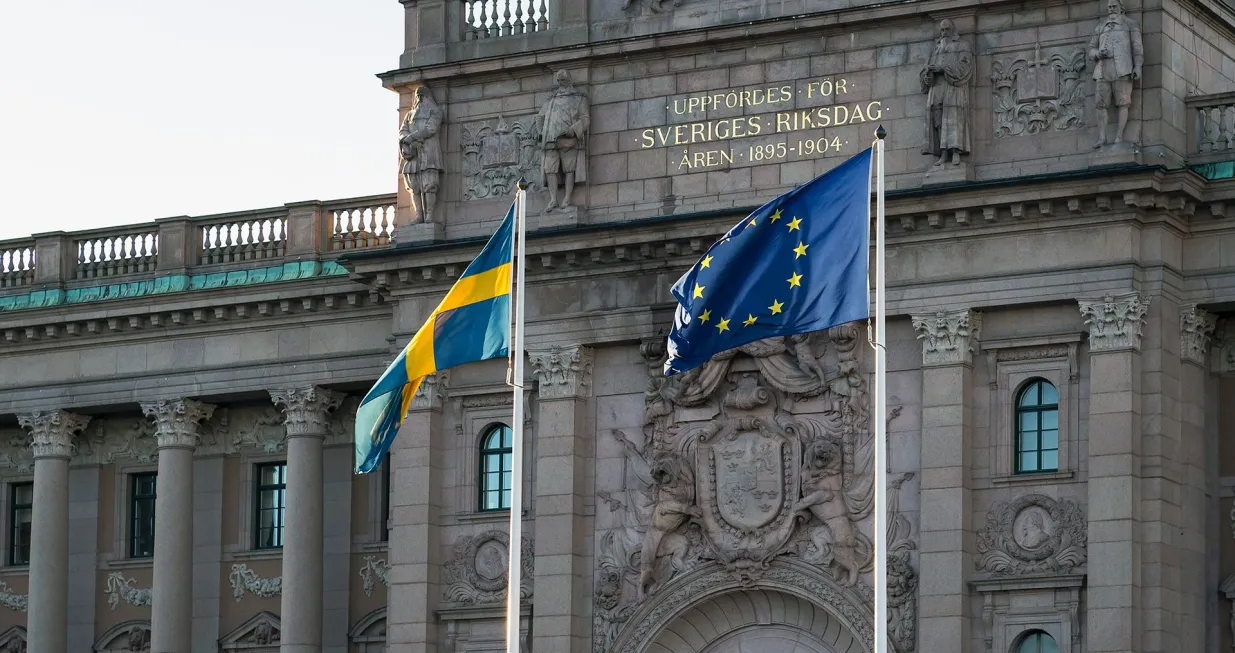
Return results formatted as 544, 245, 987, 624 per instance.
0, 1, 401, 241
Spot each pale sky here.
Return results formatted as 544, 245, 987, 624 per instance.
0, 1, 402, 241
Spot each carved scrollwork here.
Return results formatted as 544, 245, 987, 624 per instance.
104, 572, 152, 610
0, 581, 27, 613
229, 407, 288, 453
442, 531, 533, 606
228, 564, 282, 601
976, 494, 1087, 576
991, 43, 1087, 137
461, 115, 542, 201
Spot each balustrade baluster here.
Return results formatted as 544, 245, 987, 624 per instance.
536, 0, 548, 31
1222, 105, 1234, 151
464, 0, 476, 39
501, 0, 512, 36
379, 209, 391, 245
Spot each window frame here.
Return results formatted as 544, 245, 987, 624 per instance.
984, 340, 1078, 485
477, 423, 514, 512
128, 471, 158, 559
1015, 629, 1060, 653
253, 462, 288, 550
8, 482, 32, 567
1014, 379, 1061, 474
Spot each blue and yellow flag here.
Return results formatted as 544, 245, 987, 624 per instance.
664, 147, 873, 375
355, 204, 514, 473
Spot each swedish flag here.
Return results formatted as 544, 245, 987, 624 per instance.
355, 203, 514, 473
665, 147, 873, 375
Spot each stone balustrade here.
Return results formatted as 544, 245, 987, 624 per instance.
1189, 92, 1235, 167
462, 0, 549, 40
0, 240, 35, 289
0, 193, 396, 299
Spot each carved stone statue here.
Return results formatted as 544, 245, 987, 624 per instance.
1088, 0, 1143, 147
399, 85, 444, 224
795, 437, 865, 585
251, 622, 280, 646
921, 19, 972, 167
536, 70, 589, 211
638, 452, 700, 597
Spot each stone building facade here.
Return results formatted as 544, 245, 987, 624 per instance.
3, 0, 1235, 651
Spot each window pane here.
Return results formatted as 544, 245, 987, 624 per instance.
501, 426, 512, 448
1019, 452, 1039, 472
1019, 383, 1039, 406
1040, 429, 1058, 450
485, 491, 500, 511
1040, 449, 1058, 471
1039, 382, 1058, 405
483, 430, 500, 450
1041, 410, 1058, 431
13, 484, 32, 506
502, 453, 512, 475
1019, 412, 1039, 432
1019, 430, 1039, 452
501, 489, 511, 509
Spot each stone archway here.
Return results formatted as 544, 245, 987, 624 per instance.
646, 589, 860, 653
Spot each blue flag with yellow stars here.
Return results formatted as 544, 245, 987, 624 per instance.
664, 147, 873, 376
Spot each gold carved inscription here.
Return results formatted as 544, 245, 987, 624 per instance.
641, 78, 887, 170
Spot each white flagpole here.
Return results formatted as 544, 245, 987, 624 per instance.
506, 181, 529, 653
873, 127, 888, 653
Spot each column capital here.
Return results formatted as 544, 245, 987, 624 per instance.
141, 398, 217, 449
1179, 304, 1218, 367
410, 371, 449, 411
911, 308, 982, 366
1078, 292, 1150, 352
269, 386, 345, 438
17, 410, 90, 460
529, 345, 594, 399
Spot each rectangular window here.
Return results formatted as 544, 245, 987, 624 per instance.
254, 463, 287, 549
129, 473, 157, 558
381, 454, 391, 542
9, 483, 32, 566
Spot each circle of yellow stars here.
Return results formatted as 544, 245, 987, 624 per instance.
689, 207, 808, 334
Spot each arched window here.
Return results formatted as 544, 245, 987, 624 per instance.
1015, 379, 1059, 473
479, 424, 514, 511
1016, 630, 1058, 653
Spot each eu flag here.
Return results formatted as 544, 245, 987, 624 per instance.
664, 147, 873, 375
354, 203, 514, 473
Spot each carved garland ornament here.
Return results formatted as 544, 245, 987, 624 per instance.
104, 572, 152, 610
228, 564, 282, 601
976, 494, 1087, 576
360, 556, 390, 597
0, 582, 26, 613
442, 531, 534, 605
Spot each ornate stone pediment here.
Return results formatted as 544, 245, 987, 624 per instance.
93, 621, 151, 652
220, 611, 281, 650
976, 494, 1086, 576
442, 530, 533, 606
0, 627, 25, 653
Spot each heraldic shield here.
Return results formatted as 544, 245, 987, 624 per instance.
696, 416, 801, 576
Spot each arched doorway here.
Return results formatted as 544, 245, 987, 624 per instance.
645, 588, 860, 653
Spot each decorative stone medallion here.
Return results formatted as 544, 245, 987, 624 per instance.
442, 531, 533, 605
977, 494, 1086, 576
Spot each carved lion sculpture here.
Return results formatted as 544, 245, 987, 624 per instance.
638, 452, 701, 597
795, 438, 865, 585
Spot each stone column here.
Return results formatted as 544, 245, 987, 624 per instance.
910, 308, 980, 653
270, 386, 344, 653
142, 398, 216, 653
1079, 292, 1150, 653
529, 345, 594, 653
1178, 305, 1217, 653
17, 410, 90, 653
388, 373, 446, 652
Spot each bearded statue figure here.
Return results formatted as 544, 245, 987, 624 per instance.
399, 85, 444, 224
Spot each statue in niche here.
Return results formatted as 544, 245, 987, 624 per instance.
1088, 0, 1143, 147
399, 85, 444, 223
535, 70, 589, 211
920, 19, 973, 168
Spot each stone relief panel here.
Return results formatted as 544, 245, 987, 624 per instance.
229, 564, 282, 601
104, 572, 152, 610
991, 43, 1087, 137
594, 327, 918, 653
442, 530, 534, 606
461, 115, 542, 201
0, 581, 26, 613
976, 494, 1087, 576
360, 556, 390, 597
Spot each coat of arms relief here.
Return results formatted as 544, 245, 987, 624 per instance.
594, 325, 919, 653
